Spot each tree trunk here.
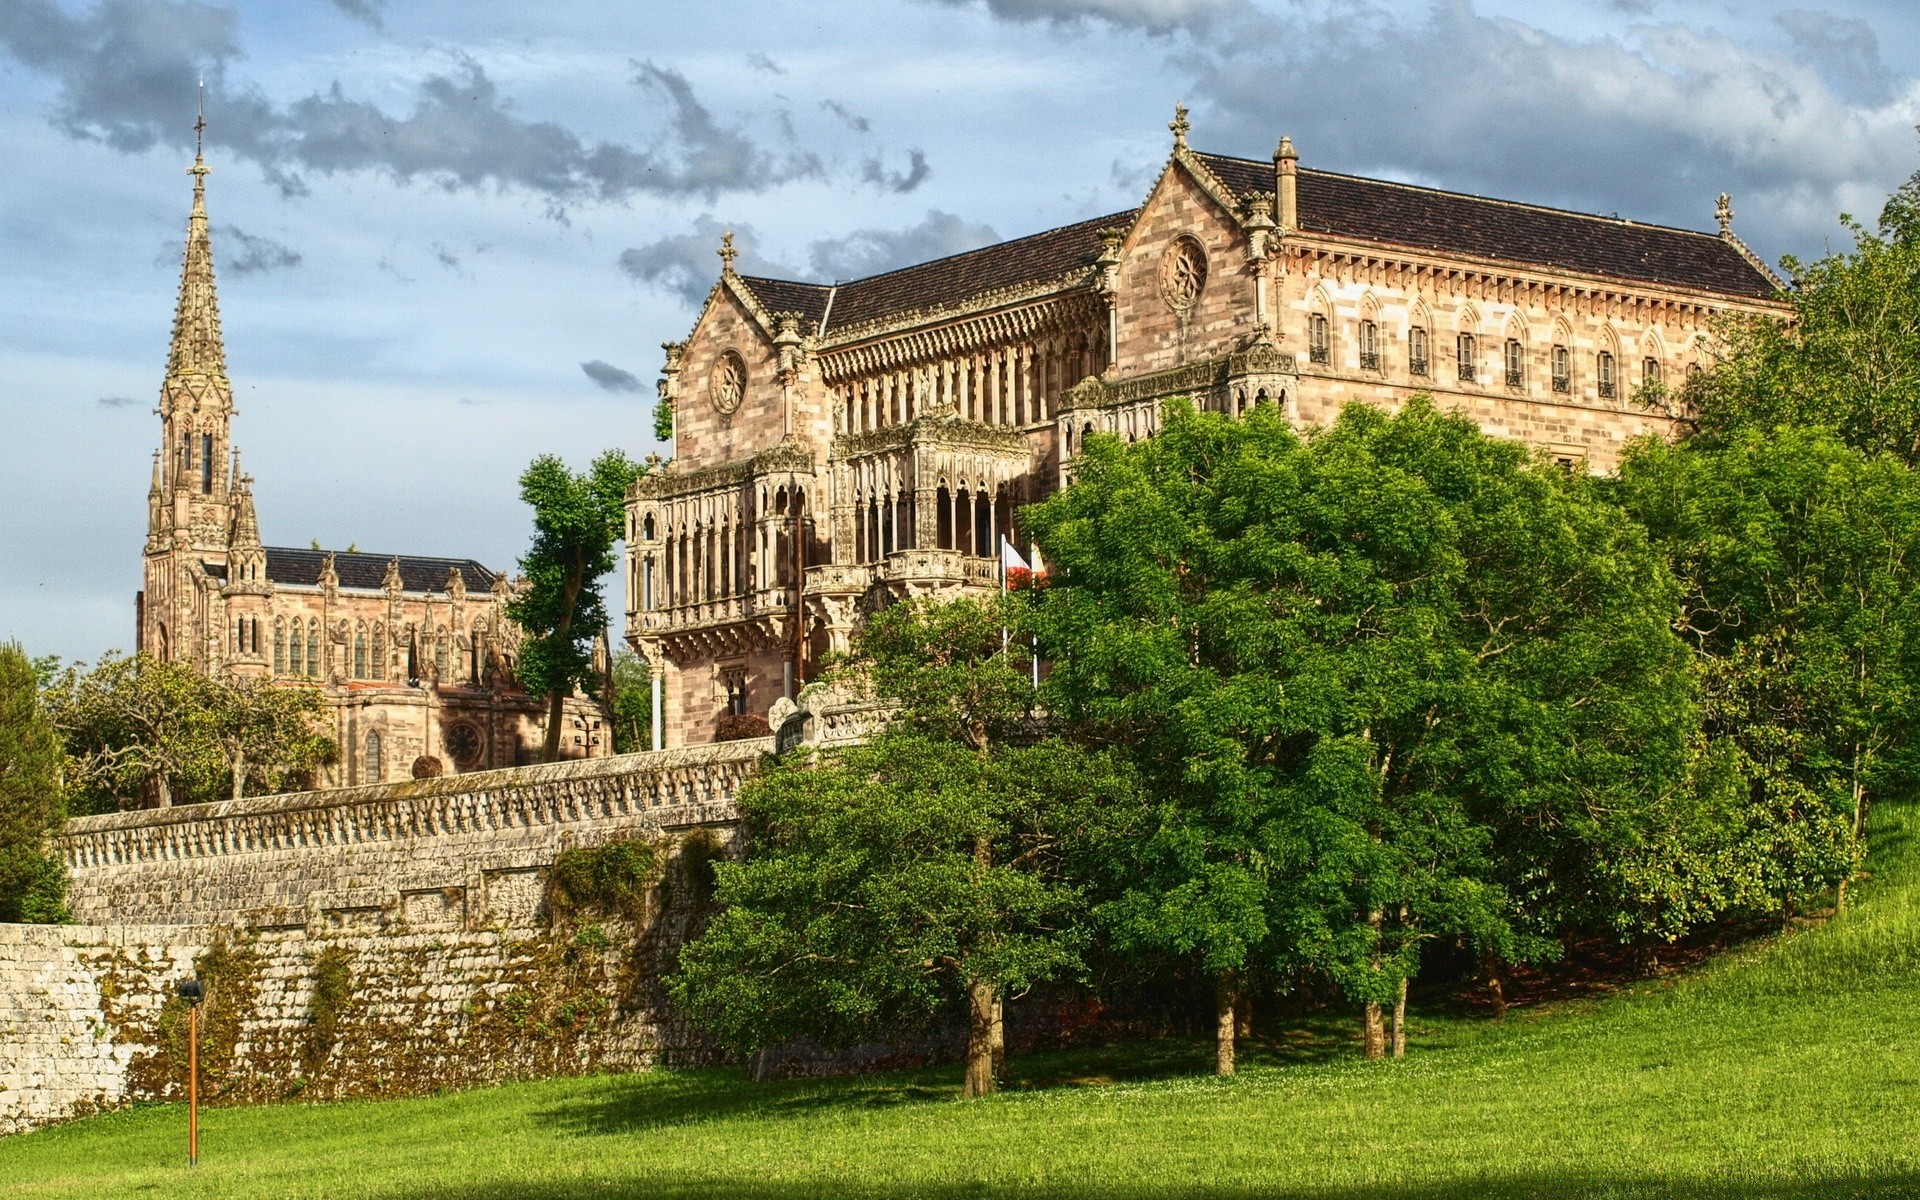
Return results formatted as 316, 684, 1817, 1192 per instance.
541, 557, 586, 764
154, 770, 172, 810
1481, 947, 1506, 1021
964, 976, 998, 1098
230, 750, 246, 803
1363, 1002, 1386, 1059
1391, 975, 1407, 1059
989, 990, 1005, 1083
1214, 970, 1238, 1077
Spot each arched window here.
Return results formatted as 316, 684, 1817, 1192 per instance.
353, 626, 368, 680
1551, 345, 1571, 393
1409, 327, 1430, 377
1597, 351, 1617, 399
306, 620, 321, 679
1687, 362, 1703, 382
1504, 339, 1524, 388
200, 433, 213, 494
1308, 314, 1330, 365
1359, 321, 1380, 371
435, 630, 450, 680
1456, 333, 1477, 382
372, 623, 386, 680
1643, 356, 1662, 387
365, 730, 383, 784
273, 619, 286, 675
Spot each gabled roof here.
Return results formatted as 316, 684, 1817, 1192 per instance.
1193, 151, 1778, 301
734, 210, 1135, 338
262, 548, 498, 593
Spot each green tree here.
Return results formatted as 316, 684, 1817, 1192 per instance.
1027, 399, 1703, 1060
0, 643, 69, 923
608, 648, 653, 754
1685, 165, 1920, 465
1613, 426, 1920, 914
209, 679, 335, 801
671, 596, 1133, 1097
46, 652, 221, 810
506, 450, 647, 763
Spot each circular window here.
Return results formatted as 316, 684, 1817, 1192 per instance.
710, 350, 747, 416
445, 722, 483, 767
1160, 236, 1208, 312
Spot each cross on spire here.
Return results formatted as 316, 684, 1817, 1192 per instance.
1170, 102, 1190, 149
1715, 193, 1734, 236
190, 80, 209, 180
718, 230, 738, 274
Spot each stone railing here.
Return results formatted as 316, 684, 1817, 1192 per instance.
56, 739, 772, 928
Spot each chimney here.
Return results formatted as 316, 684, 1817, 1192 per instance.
1274, 135, 1298, 231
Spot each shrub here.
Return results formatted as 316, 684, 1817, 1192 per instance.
545, 839, 656, 923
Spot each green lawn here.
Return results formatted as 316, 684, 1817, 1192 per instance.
6, 805, 1919, 1199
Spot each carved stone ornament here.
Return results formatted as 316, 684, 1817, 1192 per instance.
710, 350, 747, 416
1160, 236, 1208, 312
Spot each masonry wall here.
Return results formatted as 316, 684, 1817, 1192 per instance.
3, 742, 769, 1136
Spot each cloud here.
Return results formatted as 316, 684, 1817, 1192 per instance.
1776, 9, 1892, 106
580, 360, 644, 393
820, 99, 871, 134
0, 2, 876, 207
324, 0, 383, 29
1184, 2, 1920, 253
860, 148, 931, 194
617, 216, 795, 306
746, 52, 785, 75
919, 0, 1247, 33
217, 224, 301, 275
96, 396, 139, 408
807, 209, 999, 280
619, 209, 1001, 306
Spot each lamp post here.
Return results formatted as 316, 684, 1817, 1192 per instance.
176, 978, 204, 1166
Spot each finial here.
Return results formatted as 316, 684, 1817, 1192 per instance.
189, 80, 209, 180
1715, 193, 1734, 236
718, 231, 738, 274
1170, 102, 1190, 149
1275, 135, 1297, 162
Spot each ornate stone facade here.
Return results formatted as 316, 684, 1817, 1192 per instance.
137, 149, 610, 784
627, 112, 1790, 748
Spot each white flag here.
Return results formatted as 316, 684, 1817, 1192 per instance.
999, 537, 1030, 573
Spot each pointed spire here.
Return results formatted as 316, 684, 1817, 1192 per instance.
229, 472, 261, 548
167, 91, 227, 382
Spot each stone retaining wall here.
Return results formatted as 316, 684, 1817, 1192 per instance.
3, 741, 770, 1135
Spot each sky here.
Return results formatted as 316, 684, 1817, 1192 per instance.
2, 0, 1917, 664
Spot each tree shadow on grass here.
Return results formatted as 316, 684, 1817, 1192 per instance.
368, 1170, 1920, 1200
535, 1020, 1369, 1139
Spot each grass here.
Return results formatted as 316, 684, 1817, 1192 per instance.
5, 805, 1919, 1199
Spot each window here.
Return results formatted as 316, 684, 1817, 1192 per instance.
306, 621, 321, 679
1308, 314, 1330, 365
1597, 352, 1616, 399
435, 631, 450, 681
1643, 356, 1662, 387
1359, 321, 1380, 371
1504, 339, 1524, 388
200, 434, 213, 494
1457, 333, 1477, 382
1409, 327, 1430, 377
1552, 345, 1571, 393
353, 627, 368, 679
365, 731, 383, 783
1687, 363, 1703, 381
273, 620, 286, 675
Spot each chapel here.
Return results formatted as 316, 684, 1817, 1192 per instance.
627, 109, 1790, 749
136, 138, 610, 786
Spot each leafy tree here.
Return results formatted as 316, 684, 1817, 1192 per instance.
1026, 399, 1703, 1060
506, 450, 647, 762
672, 596, 1134, 1097
45, 654, 333, 810
1613, 426, 1920, 913
209, 679, 335, 801
0, 643, 69, 923
46, 652, 221, 810
1684, 165, 1920, 465
608, 648, 653, 754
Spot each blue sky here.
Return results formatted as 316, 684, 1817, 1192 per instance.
2, 0, 1916, 663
